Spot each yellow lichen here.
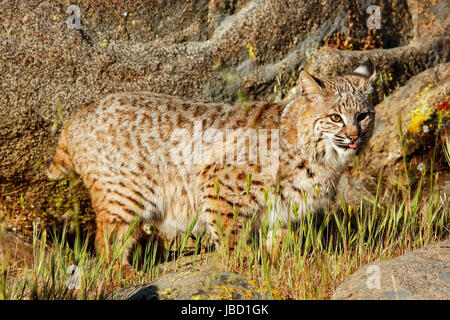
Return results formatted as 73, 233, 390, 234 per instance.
247, 278, 259, 287
407, 83, 438, 134
246, 43, 256, 59
408, 116, 426, 134
247, 278, 284, 300
215, 285, 236, 293
417, 83, 434, 97
158, 287, 178, 299
237, 288, 254, 299
214, 285, 240, 300
217, 292, 233, 300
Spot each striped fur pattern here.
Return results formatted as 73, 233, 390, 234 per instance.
47, 60, 376, 274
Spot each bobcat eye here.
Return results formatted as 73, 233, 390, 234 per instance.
330, 114, 342, 122
357, 112, 369, 122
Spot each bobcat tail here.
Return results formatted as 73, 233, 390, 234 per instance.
46, 128, 73, 180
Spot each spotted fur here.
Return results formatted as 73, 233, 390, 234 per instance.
47, 60, 377, 273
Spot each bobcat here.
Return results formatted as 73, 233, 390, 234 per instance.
47, 60, 376, 275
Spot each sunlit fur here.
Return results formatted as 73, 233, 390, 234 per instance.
47, 61, 376, 274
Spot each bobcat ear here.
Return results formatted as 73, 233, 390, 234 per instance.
299, 70, 324, 98
353, 59, 377, 91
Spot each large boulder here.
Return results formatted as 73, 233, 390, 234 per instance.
106, 270, 284, 300
332, 239, 450, 300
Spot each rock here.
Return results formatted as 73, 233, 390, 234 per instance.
0, 228, 35, 268
106, 270, 284, 300
304, 0, 449, 106
331, 239, 450, 300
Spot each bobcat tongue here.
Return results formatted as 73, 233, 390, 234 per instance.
348, 143, 357, 149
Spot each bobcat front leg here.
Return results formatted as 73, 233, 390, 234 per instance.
94, 212, 142, 278
201, 191, 244, 255
90, 180, 147, 278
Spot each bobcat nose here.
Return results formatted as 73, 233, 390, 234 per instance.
348, 134, 358, 143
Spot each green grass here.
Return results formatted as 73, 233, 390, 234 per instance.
0, 118, 449, 300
